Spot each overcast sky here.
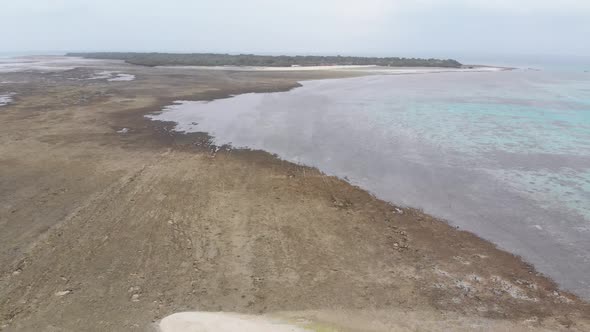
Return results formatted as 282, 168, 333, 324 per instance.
2, 0, 590, 58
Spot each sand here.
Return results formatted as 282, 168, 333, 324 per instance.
155, 64, 508, 74
159, 312, 308, 332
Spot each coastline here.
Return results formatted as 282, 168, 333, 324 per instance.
0, 60, 588, 331
153, 64, 512, 74
147, 70, 590, 301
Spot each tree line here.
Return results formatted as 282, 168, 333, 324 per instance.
68, 52, 462, 68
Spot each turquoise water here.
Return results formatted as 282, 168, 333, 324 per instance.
150, 68, 590, 299
371, 71, 590, 220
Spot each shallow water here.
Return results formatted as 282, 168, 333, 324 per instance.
149, 69, 590, 299
0, 56, 117, 73
87, 71, 135, 81
0, 93, 15, 107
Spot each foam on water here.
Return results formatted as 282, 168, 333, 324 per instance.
148, 69, 590, 299
0, 93, 15, 107
108, 73, 135, 81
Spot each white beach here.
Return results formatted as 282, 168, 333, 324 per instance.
156, 64, 508, 73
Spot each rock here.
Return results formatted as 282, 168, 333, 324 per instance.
55, 290, 71, 297
131, 294, 140, 302
128, 286, 141, 293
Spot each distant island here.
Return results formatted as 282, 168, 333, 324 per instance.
67, 52, 463, 68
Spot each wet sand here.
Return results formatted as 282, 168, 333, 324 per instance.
0, 60, 588, 331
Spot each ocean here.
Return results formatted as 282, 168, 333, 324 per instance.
148, 64, 590, 299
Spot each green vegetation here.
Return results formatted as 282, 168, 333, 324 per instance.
67, 52, 462, 68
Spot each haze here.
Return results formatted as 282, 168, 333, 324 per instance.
2, 0, 590, 58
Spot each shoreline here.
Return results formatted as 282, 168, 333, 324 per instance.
146, 71, 590, 301
137, 74, 585, 297
0, 61, 588, 330
143, 78, 582, 298
132, 75, 590, 329
154, 64, 513, 73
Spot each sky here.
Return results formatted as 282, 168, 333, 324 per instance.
2, 0, 590, 58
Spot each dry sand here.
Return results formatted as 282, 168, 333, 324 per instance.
159, 312, 308, 332
0, 62, 588, 331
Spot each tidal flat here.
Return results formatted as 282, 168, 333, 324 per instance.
0, 56, 588, 331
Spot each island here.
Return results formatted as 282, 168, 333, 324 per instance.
67, 52, 463, 68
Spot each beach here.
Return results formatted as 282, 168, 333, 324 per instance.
0, 57, 588, 331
